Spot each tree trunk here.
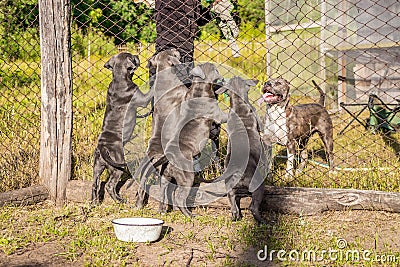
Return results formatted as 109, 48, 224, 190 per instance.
38, 0, 72, 206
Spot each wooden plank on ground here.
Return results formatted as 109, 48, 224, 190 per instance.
0, 186, 49, 207
65, 180, 400, 215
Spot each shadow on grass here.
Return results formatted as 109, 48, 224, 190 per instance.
235, 211, 283, 266
156, 226, 174, 242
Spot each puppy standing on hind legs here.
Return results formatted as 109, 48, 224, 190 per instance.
259, 78, 334, 179
92, 53, 153, 205
155, 63, 228, 217
132, 49, 185, 212
211, 77, 267, 224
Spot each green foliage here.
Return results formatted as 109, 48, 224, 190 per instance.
109, 0, 156, 43
71, 0, 156, 45
71, 25, 116, 58
0, 0, 38, 29
237, 0, 265, 28
0, 68, 39, 88
0, 0, 40, 60
0, 27, 40, 61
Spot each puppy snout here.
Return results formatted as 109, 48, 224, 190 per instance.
262, 81, 272, 93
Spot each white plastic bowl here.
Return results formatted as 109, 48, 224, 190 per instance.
112, 217, 164, 242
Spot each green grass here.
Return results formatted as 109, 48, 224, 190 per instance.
1, 202, 400, 266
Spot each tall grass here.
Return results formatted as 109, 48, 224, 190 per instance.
0, 60, 41, 192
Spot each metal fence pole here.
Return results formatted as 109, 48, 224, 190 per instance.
264, 0, 271, 78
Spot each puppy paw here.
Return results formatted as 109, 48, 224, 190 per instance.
231, 214, 242, 222
115, 196, 127, 204
135, 200, 144, 209
90, 199, 100, 207
256, 218, 267, 225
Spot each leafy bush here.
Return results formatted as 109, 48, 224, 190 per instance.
71, 0, 156, 45
0, 27, 40, 61
71, 25, 116, 58
0, 0, 40, 61
0, 68, 40, 88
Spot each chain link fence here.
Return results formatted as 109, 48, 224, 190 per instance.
0, 0, 41, 192
1, 0, 399, 194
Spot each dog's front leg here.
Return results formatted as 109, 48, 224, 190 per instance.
296, 148, 309, 175
134, 89, 154, 108
285, 143, 296, 180
123, 110, 137, 145
123, 89, 153, 145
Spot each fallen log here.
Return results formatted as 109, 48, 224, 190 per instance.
65, 180, 400, 215
0, 185, 49, 206
263, 186, 400, 215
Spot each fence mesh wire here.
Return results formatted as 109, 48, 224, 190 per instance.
0, 0, 399, 193
0, 0, 41, 192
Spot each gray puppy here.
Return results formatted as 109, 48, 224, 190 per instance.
140, 63, 227, 216
259, 78, 334, 178
92, 52, 153, 205
214, 77, 266, 223
134, 49, 185, 210
158, 63, 228, 217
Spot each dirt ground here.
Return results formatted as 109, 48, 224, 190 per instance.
1, 202, 400, 266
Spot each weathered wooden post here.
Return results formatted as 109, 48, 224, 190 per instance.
38, 0, 72, 206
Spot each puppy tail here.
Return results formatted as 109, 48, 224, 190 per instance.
99, 147, 127, 171
196, 176, 220, 183
126, 156, 151, 189
312, 80, 325, 107
195, 171, 235, 184
140, 155, 167, 180
152, 155, 168, 168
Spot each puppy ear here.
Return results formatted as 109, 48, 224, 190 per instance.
132, 55, 140, 68
104, 55, 115, 70
167, 55, 180, 66
171, 48, 180, 59
127, 55, 140, 73
190, 66, 206, 80
146, 54, 157, 68
246, 79, 259, 87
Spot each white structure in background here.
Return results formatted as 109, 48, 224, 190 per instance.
265, 0, 400, 105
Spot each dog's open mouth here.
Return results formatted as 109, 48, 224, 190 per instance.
257, 91, 282, 105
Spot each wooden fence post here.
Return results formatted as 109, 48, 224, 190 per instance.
38, 0, 72, 206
